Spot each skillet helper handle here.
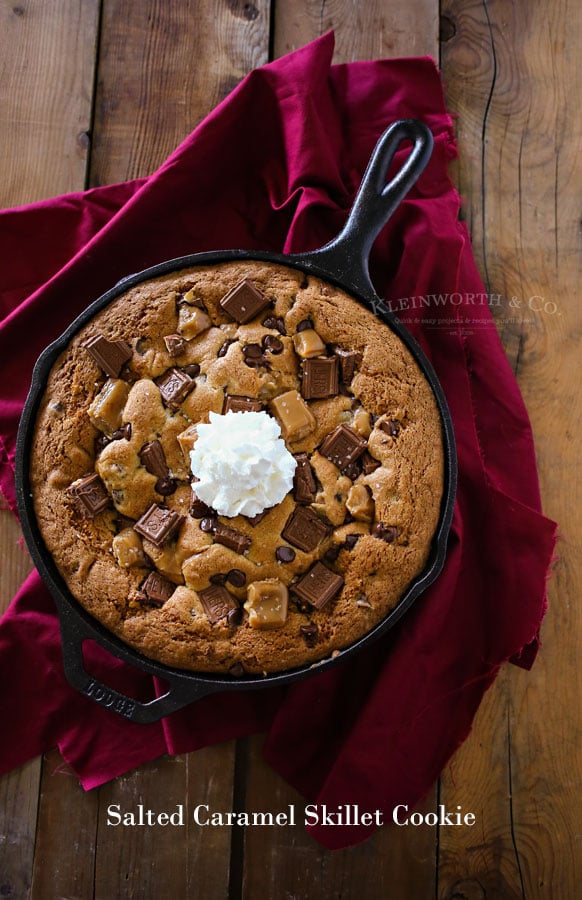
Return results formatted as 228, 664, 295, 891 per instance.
58, 611, 220, 723
300, 119, 434, 299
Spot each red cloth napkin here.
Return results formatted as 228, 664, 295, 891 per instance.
0, 33, 556, 849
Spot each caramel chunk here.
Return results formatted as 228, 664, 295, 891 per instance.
134, 504, 184, 546
220, 279, 270, 324
177, 424, 198, 463
346, 484, 375, 522
112, 528, 147, 568
87, 378, 130, 436
178, 305, 212, 339
270, 390, 316, 442
83, 335, 132, 377
292, 328, 326, 359
244, 580, 288, 629
68, 473, 110, 518
293, 562, 344, 610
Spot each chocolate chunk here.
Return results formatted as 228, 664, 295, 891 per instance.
190, 491, 213, 518
281, 506, 329, 553
275, 545, 296, 563
361, 450, 381, 475
262, 315, 286, 335
246, 510, 268, 526
301, 356, 339, 400
319, 424, 367, 471
223, 395, 263, 415
380, 419, 400, 437
199, 516, 217, 533
226, 568, 247, 587
293, 453, 317, 504
134, 504, 184, 546
372, 523, 399, 543
293, 562, 344, 610
220, 279, 270, 324
334, 348, 362, 385
139, 571, 175, 605
157, 368, 195, 407
68, 473, 110, 518
323, 544, 340, 563
213, 522, 252, 554
229, 662, 246, 677
217, 339, 235, 358
296, 318, 313, 332
199, 584, 239, 625
112, 423, 132, 441
262, 334, 284, 354
344, 533, 361, 550
83, 335, 132, 377
300, 622, 318, 643
342, 459, 362, 481
139, 440, 169, 479
164, 334, 186, 357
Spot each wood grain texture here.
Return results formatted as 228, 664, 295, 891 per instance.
89, 0, 270, 185
0, 0, 100, 205
240, 735, 438, 899
439, 0, 582, 896
273, 0, 439, 61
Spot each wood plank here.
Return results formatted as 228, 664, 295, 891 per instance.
241, 735, 438, 900
0, 0, 100, 205
89, 0, 270, 186
273, 0, 439, 61
439, 0, 581, 896
94, 745, 236, 900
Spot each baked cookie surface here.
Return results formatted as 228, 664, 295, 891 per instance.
30, 260, 444, 674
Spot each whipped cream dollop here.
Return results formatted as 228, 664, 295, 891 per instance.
189, 410, 297, 518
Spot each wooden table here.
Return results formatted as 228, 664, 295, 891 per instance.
1, 2, 580, 897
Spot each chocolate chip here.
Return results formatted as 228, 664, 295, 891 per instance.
262, 315, 286, 335
372, 523, 399, 543
380, 419, 400, 437
217, 339, 235, 358
282, 506, 330, 553
155, 476, 177, 496
296, 318, 313, 332
182, 363, 201, 378
243, 343, 267, 368
112, 423, 132, 441
276, 546, 296, 563
262, 334, 284, 354
190, 493, 213, 518
94, 433, 111, 455
226, 568, 246, 587
209, 572, 228, 585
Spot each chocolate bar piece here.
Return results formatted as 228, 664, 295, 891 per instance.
199, 584, 239, 625
219, 279, 270, 324
68, 473, 110, 518
213, 522, 252, 555
157, 368, 196, 407
138, 571, 175, 605
163, 334, 186, 357
138, 440, 170, 479
281, 506, 329, 553
319, 424, 367, 471
293, 453, 317, 503
134, 504, 184, 546
361, 450, 381, 475
293, 562, 344, 610
334, 348, 362, 385
223, 395, 263, 414
301, 356, 339, 400
84, 335, 132, 377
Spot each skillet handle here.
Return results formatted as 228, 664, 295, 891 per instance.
58, 610, 222, 724
294, 119, 433, 299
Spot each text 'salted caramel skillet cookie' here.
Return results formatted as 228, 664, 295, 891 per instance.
16, 121, 457, 723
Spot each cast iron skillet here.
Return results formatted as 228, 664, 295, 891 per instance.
15, 120, 457, 723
